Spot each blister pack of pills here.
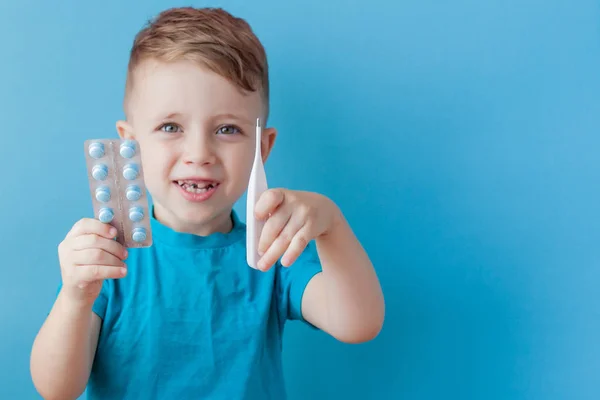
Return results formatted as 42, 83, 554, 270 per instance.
83, 138, 153, 248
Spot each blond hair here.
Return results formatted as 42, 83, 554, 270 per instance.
123, 7, 269, 119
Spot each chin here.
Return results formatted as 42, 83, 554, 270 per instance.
169, 200, 217, 219
173, 197, 233, 226
179, 207, 218, 223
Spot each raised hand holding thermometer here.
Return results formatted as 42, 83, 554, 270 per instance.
246, 118, 268, 269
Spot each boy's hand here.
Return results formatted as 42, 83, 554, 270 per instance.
57, 218, 128, 308
254, 189, 340, 271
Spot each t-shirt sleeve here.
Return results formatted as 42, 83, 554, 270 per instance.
54, 280, 110, 320
275, 240, 322, 325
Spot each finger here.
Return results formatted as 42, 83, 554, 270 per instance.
254, 189, 286, 220
257, 236, 288, 271
72, 248, 126, 267
66, 218, 117, 240
280, 225, 312, 267
257, 207, 292, 255
72, 234, 128, 260
258, 207, 306, 255
257, 214, 305, 271
76, 264, 127, 283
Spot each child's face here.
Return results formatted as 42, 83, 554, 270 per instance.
117, 59, 276, 235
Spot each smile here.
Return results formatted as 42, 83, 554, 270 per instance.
173, 179, 221, 202
177, 180, 219, 193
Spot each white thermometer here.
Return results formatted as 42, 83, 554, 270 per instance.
246, 118, 268, 269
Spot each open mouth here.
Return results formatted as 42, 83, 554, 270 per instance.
175, 180, 220, 194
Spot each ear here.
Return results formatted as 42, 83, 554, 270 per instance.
260, 127, 277, 163
116, 120, 135, 140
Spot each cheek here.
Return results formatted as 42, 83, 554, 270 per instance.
138, 140, 173, 183
228, 148, 254, 179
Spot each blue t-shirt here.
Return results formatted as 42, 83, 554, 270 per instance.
62, 209, 322, 399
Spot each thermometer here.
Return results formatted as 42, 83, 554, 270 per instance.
246, 118, 268, 269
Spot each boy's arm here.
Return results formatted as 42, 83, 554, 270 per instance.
301, 210, 385, 343
31, 218, 126, 399
30, 290, 101, 400
254, 189, 385, 344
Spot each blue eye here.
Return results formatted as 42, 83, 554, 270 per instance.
217, 125, 241, 135
160, 123, 181, 133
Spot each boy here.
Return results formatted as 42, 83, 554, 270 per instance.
30, 7, 384, 400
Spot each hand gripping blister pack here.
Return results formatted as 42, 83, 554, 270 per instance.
84, 139, 153, 248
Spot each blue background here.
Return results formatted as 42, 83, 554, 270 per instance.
1, 0, 599, 399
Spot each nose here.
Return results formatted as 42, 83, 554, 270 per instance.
182, 131, 217, 166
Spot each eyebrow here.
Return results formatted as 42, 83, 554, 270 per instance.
156, 112, 254, 126
213, 113, 254, 126
159, 112, 183, 121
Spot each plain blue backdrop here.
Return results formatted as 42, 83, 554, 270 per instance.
1, 0, 599, 399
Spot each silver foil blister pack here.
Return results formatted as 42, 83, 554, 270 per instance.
84, 139, 152, 248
